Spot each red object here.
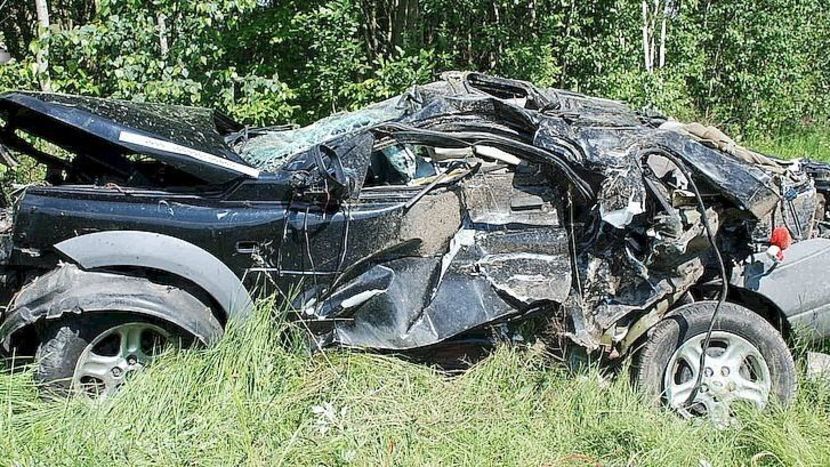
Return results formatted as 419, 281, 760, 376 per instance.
769, 227, 793, 260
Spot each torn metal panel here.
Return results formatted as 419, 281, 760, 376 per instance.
654, 134, 780, 218
313, 265, 394, 319
398, 190, 463, 256
309, 164, 572, 350
325, 227, 563, 350
477, 252, 571, 304
463, 166, 560, 226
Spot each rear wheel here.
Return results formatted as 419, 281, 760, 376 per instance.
35, 313, 184, 397
633, 301, 796, 425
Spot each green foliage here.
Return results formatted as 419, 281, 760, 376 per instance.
0, 0, 828, 135
748, 127, 830, 162
341, 48, 441, 109
0, 60, 37, 94
1, 0, 295, 125
683, 0, 829, 134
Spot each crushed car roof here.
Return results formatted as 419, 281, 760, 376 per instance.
240, 71, 781, 218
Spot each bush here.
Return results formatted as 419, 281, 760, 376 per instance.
1, 1, 828, 135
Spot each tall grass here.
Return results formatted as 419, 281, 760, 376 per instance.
748, 127, 830, 161
1, 299, 830, 466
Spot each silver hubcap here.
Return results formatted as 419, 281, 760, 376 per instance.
72, 323, 171, 397
664, 331, 771, 425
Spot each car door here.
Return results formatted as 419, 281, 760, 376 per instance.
305, 133, 574, 350
233, 133, 377, 307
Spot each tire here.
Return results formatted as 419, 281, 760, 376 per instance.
632, 301, 796, 423
34, 313, 184, 398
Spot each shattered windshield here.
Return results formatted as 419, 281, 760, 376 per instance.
237, 96, 407, 172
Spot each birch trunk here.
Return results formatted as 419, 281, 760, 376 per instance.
34, 0, 51, 91
659, 15, 667, 68
642, 0, 652, 72
35, 0, 50, 28
157, 13, 169, 57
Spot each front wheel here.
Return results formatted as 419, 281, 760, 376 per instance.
632, 301, 796, 425
35, 313, 185, 397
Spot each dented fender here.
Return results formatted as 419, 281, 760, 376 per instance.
0, 264, 223, 350
55, 231, 254, 320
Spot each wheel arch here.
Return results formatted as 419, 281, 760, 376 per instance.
727, 286, 793, 341
0, 263, 224, 353
53, 230, 254, 322
621, 289, 792, 357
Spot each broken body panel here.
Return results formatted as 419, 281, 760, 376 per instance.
1, 71, 829, 359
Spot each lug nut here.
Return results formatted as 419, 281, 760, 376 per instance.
112, 367, 122, 377
127, 355, 137, 365
704, 367, 714, 377
721, 367, 730, 376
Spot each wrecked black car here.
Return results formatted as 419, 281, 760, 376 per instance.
1, 72, 829, 422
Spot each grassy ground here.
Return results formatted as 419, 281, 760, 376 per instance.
1, 302, 830, 466
748, 127, 830, 161
0, 129, 828, 466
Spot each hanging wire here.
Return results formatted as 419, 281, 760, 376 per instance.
649, 148, 729, 409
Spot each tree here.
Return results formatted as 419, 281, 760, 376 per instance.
0, 0, 827, 135
34, 0, 50, 28
33, 0, 51, 90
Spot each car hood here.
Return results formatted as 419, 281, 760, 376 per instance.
0, 92, 259, 183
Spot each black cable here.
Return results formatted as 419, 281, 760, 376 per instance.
648, 148, 729, 409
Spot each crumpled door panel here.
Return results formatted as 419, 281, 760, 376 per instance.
309, 162, 572, 350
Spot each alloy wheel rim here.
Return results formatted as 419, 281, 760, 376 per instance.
72, 322, 171, 397
663, 330, 771, 426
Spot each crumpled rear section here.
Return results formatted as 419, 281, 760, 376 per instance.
269, 72, 823, 352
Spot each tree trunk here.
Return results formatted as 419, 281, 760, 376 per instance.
0, 47, 10, 65
35, 0, 50, 28
529, 0, 537, 28
559, 0, 578, 87
390, 0, 418, 54
492, 1, 501, 70
359, 0, 381, 59
34, 0, 51, 91
649, 0, 658, 70
157, 12, 169, 57
642, 0, 652, 72
659, 14, 667, 68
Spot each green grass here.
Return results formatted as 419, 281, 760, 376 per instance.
747, 127, 830, 161
1, 302, 830, 466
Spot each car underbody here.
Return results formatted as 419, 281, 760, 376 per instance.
0, 73, 829, 403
